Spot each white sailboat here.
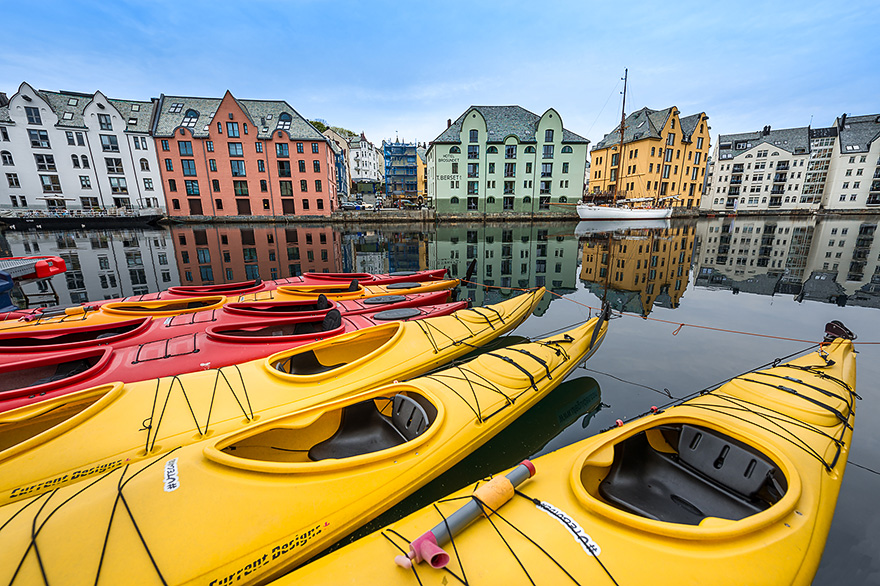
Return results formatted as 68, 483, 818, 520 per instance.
578, 69, 674, 221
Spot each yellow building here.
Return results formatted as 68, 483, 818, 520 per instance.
416, 146, 427, 203
579, 224, 696, 316
590, 107, 711, 209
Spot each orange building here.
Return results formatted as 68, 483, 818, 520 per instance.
153, 91, 336, 217
170, 225, 342, 284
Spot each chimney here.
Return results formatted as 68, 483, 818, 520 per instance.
447, 119, 452, 128
762, 125, 771, 136
0, 92, 7, 107
839, 113, 847, 130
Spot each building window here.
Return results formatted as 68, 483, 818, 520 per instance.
468, 145, 479, 159
468, 163, 479, 178
100, 135, 119, 152
260, 179, 267, 192
139, 158, 150, 171
212, 179, 220, 192
6, 173, 20, 187
562, 162, 569, 173
29, 129, 50, 148
276, 143, 289, 157
144, 178, 153, 190
542, 145, 554, 159
164, 159, 174, 172
0, 151, 12, 166
105, 158, 124, 174
109, 177, 128, 194
209, 159, 217, 172
205, 140, 214, 152
315, 180, 322, 192
34, 154, 56, 171
233, 180, 248, 196
503, 196, 514, 210
311, 143, 319, 153
561, 145, 573, 153
449, 146, 460, 154
278, 160, 291, 177
278, 113, 292, 130
296, 142, 304, 153
467, 196, 478, 210
184, 180, 199, 195
469, 129, 478, 143
300, 179, 308, 192
182, 160, 197, 176
25, 106, 42, 125
227, 122, 240, 137
313, 160, 321, 173
303, 199, 310, 210
178, 141, 193, 156
161, 140, 169, 151
228, 142, 244, 156
230, 160, 246, 177
504, 162, 516, 177
257, 160, 265, 172
255, 142, 263, 153
539, 196, 550, 210
545, 129, 554, 142
450, 196, 459, 204
541, 163, 552, 177
168, 179, 177, 192
279, 180, 293, 196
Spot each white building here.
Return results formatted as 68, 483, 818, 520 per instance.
348, 132, 384, 183
0, 82, 164, 212
823, 114, 880, 211
702, 114, 880, 214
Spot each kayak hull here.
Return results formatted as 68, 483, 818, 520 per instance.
0, 311, 607, 586
287, 337, 857, 586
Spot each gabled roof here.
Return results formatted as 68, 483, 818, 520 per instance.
836, 114, 880, 154
432, 105, 588, 145
153, 93, 324, 140
31, 90, 154, 134
717, 127, 811, 156
594, 106, 675, 150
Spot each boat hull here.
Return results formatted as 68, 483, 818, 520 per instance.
577, 204, 672, 220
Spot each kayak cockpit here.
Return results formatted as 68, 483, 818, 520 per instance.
0, 349, 109, 394
215, 390, 438, 465
223, 294, 333, 316
208, 310, 344, 341
102, 296, 225, 316
584, 424, 787, 526
269, 323, 401, 377
167, 279, 262, 296
0, 318, 149, 349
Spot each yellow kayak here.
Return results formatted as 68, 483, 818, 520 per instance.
0, 279, 459, 332
0, 289, 542, 504
286, 324, 857, 586
0, 314, 609, 586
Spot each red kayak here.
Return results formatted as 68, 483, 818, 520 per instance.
0, 256, 67, 281
0, 299, 468, 413
0, 290, 453, 353
103, 269, 449, 304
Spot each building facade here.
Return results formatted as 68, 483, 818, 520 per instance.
349, 133, 384, 184
702, 114, 880, 214
152, 91, 336, 217
589, 107, 710, 209
322, 127, 351, 200
383, 141, 419, 203
416, 146, 427, 202
427, 106, 589, 215
1, 82, 163, 212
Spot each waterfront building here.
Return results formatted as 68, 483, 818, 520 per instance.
322, 127, 351, 200
383, 140, 419, 204
349, 132, 384, 200
823, 114, 880, 211
579, 225, 696, 316
152, 91, 336, 217
169, 225, 342, 285
703, 126, 816, 213
702, 113, 880, 214
2, 228, 178, 305
589, 107, 711, 209
427, 106, 589, 215
1, 82, 163, 212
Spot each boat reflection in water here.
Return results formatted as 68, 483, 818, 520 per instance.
575, 219, 671, 237
579, 221, 696, 317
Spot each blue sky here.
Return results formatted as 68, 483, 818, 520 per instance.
2, 0, 878, 148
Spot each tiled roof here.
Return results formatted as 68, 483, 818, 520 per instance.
0, 105, 11, 124
153, 94, 325, 141
34, 90, 154, 134
594, 106, 673, 150
432, 105, 588, 144
836, 114, 880, 154
108, 99, 155, 134
717, 127, 811, 156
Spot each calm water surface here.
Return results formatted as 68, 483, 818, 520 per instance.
3, 215, 878, 584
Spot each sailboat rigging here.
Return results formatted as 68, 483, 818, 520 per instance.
578, 69, 674, 221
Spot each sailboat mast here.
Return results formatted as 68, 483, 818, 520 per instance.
616, 68, 627, 200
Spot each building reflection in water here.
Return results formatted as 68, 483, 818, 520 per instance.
431, 224, 579, 315
694, 216, 880, 308
578, 222, 696, 316
1, 228, 178, 307
169, 225, 343, 284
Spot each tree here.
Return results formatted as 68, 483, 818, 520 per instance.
309, 120, 328, 132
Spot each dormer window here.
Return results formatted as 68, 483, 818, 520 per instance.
277, 113, 292, 130
182, 109, 199, 128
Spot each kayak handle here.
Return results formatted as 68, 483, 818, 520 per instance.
394, 460, 535, 570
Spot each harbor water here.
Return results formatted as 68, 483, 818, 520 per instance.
2, 214, 879, 583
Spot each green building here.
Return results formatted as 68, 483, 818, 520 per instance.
427, 106, 589, 215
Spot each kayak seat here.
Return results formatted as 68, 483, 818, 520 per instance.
308, 395, 427, 460
316, 294, 330, 310
279, 350, 345, 375
30, 358, 94, 387
598, 426, 780, 525
347, 279, 359, 292
287, 309, 343, 336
